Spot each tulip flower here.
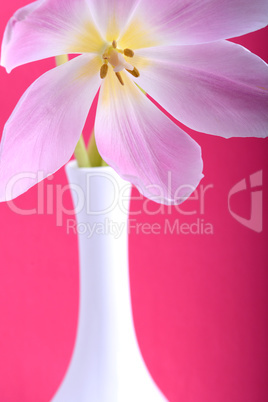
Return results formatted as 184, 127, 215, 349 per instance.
0, 0, 267, 203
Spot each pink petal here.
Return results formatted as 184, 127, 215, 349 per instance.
0, 54, 101, 201
87, 0, 140, 42
1, 0, 104, 73
133, 41, 268, 138
120, 0, 268, 48
95, 70, 203, 205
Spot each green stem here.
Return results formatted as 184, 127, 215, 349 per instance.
55, 54, 69, 65
55, 54, 90, 168
135, 83, 146, 95
87, 130, 104, 167
74, 136, 91, 168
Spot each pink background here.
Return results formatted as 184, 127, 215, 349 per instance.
0, 1, 267, 401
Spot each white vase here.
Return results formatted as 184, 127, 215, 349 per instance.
51, 160, 167, 402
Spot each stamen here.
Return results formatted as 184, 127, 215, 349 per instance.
126, 67, 140, 78
115, 72, 124, 86
124, 48, 134, 58
100, 64, 108, 79
101, 41, 139, 85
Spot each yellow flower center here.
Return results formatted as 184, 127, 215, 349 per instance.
100, 40, 140, 86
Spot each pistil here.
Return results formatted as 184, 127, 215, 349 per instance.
99, 40, 140, 85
